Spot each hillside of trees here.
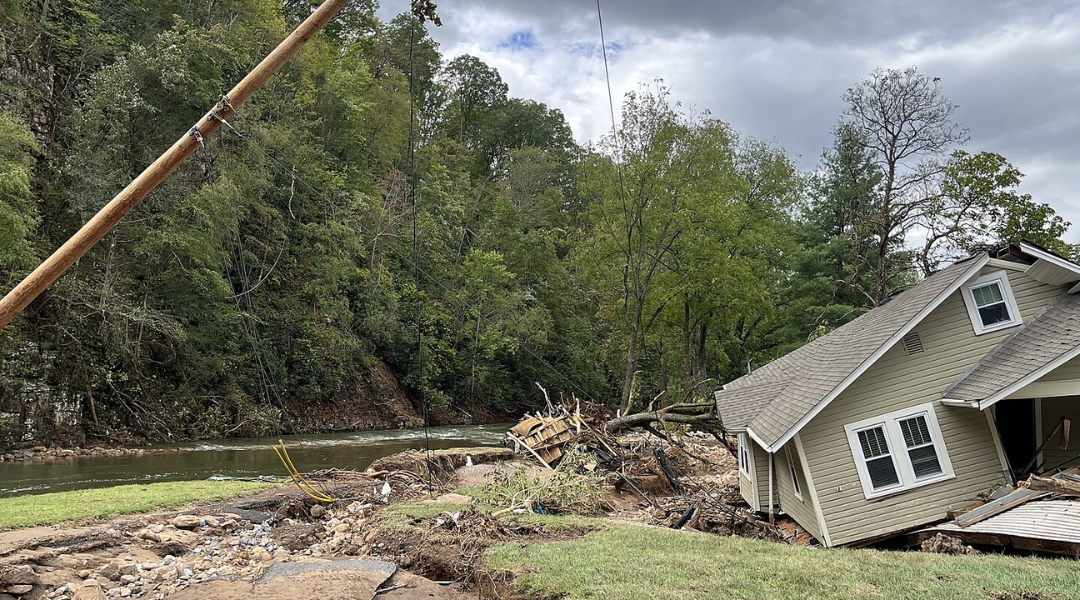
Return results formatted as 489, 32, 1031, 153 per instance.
0, 0, 1071, 448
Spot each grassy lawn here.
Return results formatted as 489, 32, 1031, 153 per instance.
0, 481, 273, 530
489, 520, 1080, 600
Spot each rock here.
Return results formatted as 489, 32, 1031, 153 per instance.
170, 516, 202, 530
253, 549, 273, 563
3, 585, 32, 595
309, 505, 326, 518
96, 565, 119, 581
0, 566, 39, 586
432, 493, 474, 505
135, 530, 161, 543
119, 588, 131, 597
152, 567, 176, 583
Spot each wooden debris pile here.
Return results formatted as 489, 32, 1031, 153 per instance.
503, 385, 616, 468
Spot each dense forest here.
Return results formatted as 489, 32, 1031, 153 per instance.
0, 0, 1072, 448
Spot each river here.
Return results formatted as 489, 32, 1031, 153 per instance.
0, 424, 510, 497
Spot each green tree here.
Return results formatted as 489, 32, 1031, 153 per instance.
922, 150, 1071, 265
0, 112, 40, 281
580, 85, 799, 412
441, 55, 508, 147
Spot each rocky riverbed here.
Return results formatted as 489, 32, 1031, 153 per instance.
0, 477, 477, 600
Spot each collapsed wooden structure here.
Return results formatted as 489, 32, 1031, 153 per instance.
897, 467, 1080, 556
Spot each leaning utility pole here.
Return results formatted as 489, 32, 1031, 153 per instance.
0, 0, 351, 331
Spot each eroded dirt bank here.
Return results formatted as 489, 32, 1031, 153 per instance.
1, 433, 801, 600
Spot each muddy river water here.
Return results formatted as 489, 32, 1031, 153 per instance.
0, 424, 509, 497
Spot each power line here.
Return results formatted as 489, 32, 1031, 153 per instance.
407, 15, 434, 489
596, 0, 620, 146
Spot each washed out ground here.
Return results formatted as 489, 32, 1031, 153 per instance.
0, 435, 1076, 600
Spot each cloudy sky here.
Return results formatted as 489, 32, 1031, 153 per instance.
379, 1, 1080, 240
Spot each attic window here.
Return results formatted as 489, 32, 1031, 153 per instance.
902, 332, 924, 356
961, 271, 1021, 335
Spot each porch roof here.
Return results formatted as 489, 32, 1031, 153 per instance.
943, 292, 1080, 407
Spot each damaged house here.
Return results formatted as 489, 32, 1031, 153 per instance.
715, 242, 1080, 550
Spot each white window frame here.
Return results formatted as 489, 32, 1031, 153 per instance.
785, 445, 803, 501
738, 433, 754, 477
843, 402, 955, 500
961, 271, 1021, 335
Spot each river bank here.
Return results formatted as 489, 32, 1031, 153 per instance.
0, 446, 182, 463
2, 440, 1075, 600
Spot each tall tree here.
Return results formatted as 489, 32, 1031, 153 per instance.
581, 86, 799, 412
441, 55, 508, 147
841, 66, 969, 301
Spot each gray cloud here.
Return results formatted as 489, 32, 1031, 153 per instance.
378, 1, 1080, 239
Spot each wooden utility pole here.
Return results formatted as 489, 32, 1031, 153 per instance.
0, 0, 351, 331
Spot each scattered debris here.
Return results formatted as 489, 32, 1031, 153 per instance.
367, 447, 512, 483
501, 397, 798, 544
921, 533, 979, 555
903, 467, 1080, 556
483, 445, 607, 516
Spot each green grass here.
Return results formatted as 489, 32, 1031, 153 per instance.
381, 500, 474, 523
0, 481, 274, 530
489, 519, 1080, 600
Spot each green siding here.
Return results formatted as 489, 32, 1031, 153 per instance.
799, 267, 1065, 546
754, 437, 771, 510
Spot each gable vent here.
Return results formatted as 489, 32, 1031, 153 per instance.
902, 331, 924, 356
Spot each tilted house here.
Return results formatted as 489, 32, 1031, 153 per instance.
715, 243, 1080, 547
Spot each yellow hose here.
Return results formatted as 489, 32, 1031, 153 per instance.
272, 445, 321, 501
278, 440, 334, 501
273, 441, 334, 502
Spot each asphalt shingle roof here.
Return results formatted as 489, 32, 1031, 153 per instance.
715, 256, 985, 450
713, 381, 790, 431
944, 292, 1080, 403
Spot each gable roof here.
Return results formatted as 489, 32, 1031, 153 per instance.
715, 254, 990, 452
943, 292, 1080, 407
713, 381, 790, 431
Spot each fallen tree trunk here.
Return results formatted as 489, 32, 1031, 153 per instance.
606, 402, 724, 437
1026, 474, 1080, 496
